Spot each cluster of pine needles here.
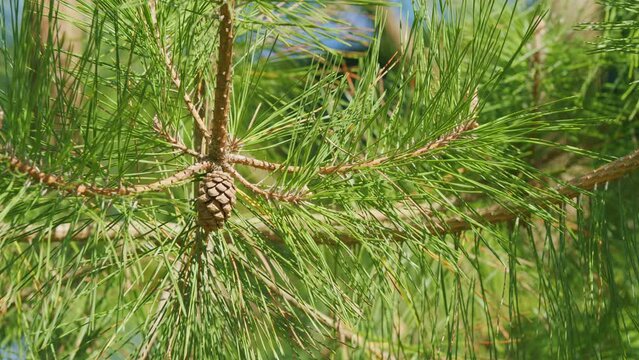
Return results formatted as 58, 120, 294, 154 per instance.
0, 0, 638, 358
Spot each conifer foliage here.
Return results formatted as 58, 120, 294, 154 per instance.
0, 0, 638, 358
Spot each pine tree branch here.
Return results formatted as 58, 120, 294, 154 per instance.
438, 148, 639, 234
153, 114, 204, 159
239, 147, 639, 242
8, 149, 639, 243
148, 0, 211, 139
1, 153, 213, 196
227, 120, 479, 174
209, 0, 235, 161
222, 163, 307, 203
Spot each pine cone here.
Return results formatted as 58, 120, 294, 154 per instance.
196, 171, 236, 232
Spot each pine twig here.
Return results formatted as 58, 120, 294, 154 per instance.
226, 153, 298, 173
531, 19, 546, 105
93, 162, 213, 194
209, 0, 235, 161
2, 153, 212, 196
317, 120, 478, 174
194, 75, 209, 158
153, 115, 204, 159
227, 120, 479, 174
222, 164, 307, 203
148, 0, 210, 139
5, 221, 181, 243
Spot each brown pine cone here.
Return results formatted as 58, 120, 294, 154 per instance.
196, 171, 236, 232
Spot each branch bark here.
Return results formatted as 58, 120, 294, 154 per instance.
1, 153, 212, 196
148, 0, 211, 138
228, 120, 479, 174
432, 147, 639, 234
223, 164, 307, 203
210, 0, 235, 161
153, 114, 204, 159
531, 19, 546, 105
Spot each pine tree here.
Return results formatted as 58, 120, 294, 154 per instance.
0, 0, 638, 358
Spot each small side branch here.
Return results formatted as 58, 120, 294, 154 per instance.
153, 115, 204, 159
438, 147, 639, 234
148, 0, 210, 138
222, 164, 306, 203
127, 162, 213, 194
7, 221, 181, 243
531, 19, 546, 105
228, 120, 479, 174
226, 153, 298, 173
3, 153, 212, 196
209, 0, 235, 161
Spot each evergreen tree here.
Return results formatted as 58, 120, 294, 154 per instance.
0, 0, 638, 358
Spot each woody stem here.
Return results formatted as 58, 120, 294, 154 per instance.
222, 164, 306, 203
148, 0, 210, 138
227, 120, 478, 174
2, 153, 213, 197
210, 0, 235, 162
